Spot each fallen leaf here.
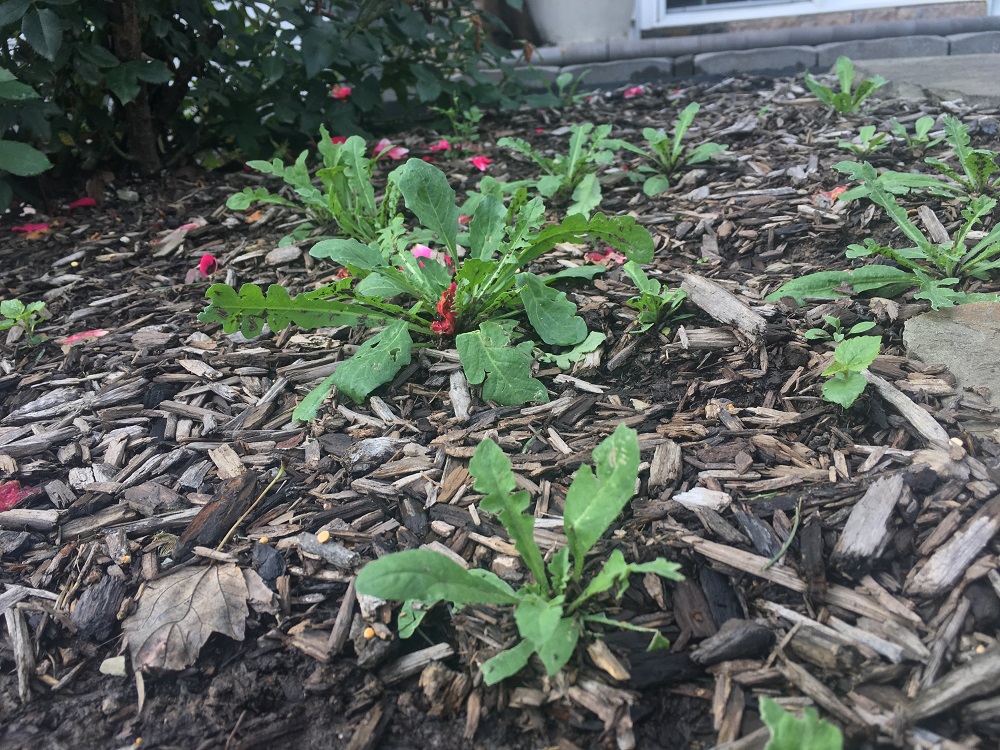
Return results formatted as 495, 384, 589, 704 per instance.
245, 210, 266, 224
67, 197, 97, 211
122, 564, 249, 672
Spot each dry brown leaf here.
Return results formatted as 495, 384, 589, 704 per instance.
122, 564, 249, 672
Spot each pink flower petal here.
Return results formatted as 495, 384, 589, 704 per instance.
421, 156, 436, 163
428, 139, 451, 152
469, 156, 493, 172
330, 135, 348, 144
67, 197, 97, 211
411, 244, 434, 259
585, 248, 627, 266
199, 253, 220, 276
458, 214, 471, 226
11, 223, 50, 233
329, 85, 352, 100
623, 86, 645, 99
372, 138, 409, 160
535, 128, 545, 134
0, 480, 41, 512
58, 329, 109, 346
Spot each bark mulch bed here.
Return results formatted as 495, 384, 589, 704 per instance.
3, 71, 1000, 749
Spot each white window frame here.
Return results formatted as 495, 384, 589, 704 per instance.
637, 0, 993, 31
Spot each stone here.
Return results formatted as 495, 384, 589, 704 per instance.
903, 303, 1000, 436
694, 46, 816, 76
948, 31, 1000, 56
560, 57, 673, 87
855, 54, 1000, 107
815, 36, 948, 68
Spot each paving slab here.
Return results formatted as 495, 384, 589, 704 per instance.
694, 45, 816, 76
815, 36, 948, 68
854, 53, 1000, 106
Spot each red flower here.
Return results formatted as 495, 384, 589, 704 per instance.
623, 86, 645, 99
585, 248, 627, 266
330, 135, 348, 144
329, 85, 352, 100
428, 138, 451, 152
372, 138, 409, 161
335, 267, 351, 280
458, 214, 471, 226
68, 197, 97, 211
431, 282, 457, 335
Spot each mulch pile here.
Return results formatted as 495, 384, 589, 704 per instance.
2, 71, 1000, 750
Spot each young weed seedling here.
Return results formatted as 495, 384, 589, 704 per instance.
924, 115, 1000, 196
431, 96, 483, 152
1, 298, 47, 345
821, 335, 881, 408
355, 425, 683, 685
769, 163, 1000, 309
803, 56, 886, 115
837, 125, 888, 156
889, 115, 944, 153
759, 697, 843, 750
622, 261, 686, 333
202, 158, 653, 411
804, 315, 875, 343
550, 70, 591, 107
618, 102, 727, 196
498, 122, 624, 217
227, 128, 401, 246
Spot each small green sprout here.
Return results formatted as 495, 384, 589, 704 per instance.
803, 56, 886, 114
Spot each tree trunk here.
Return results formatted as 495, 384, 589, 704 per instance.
109, 0, 161, 174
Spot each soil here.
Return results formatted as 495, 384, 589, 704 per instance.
2, 71, 1000, 750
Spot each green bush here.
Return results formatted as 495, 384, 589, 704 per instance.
0, 0, 534, 179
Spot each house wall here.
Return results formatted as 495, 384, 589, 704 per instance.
646, 1, 987, 37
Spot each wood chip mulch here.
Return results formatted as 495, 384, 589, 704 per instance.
3, 71, 1000, 749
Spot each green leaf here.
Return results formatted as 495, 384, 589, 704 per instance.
642, 174, 671, 196
0, 0, 30, 29
481, 638, 534, 685
393, 158, 459, 256
765, 266, 917, 304
398, 600, 432, 639
309, 238, 384, 270
456, 321, 548, 406
469, 194, 507, 261
356, 272, 408, 299
537, 331, 607, 370
514, 596, 580, 675
0, 139, 51, 176
516, 273, 587, 346
822, 335, 881, 376
822, 372, 868, 408
760, 697, 843, 750
355, 549, 518, 606
567, 172, 601, 218
104, 64, 140, 104
564, 425, 639, 579
331, 319, 412, 403
21, 8, 61, 61
574, 550, 683, 610
470, 439, 549, 588
0, 79, 39, 101
1, 298, 25, 318
292, 373, 337, 422
199, 283, 393, 337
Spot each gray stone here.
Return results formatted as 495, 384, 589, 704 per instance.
815, 36, 948, 68
561, 57, 673, 88
673, 54, 694, 78
948, 31, 1000, 56
903, 303, 1000, 437
694, 46, 816, 76
855, 54, 1000, 107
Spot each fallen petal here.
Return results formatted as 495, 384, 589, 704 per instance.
58, 329, 109, 346
67, 197, 97, 211
0, 480, 41, 512
11, 223, 50, 233
469, 156, 493, 171
199, 253, 220, 276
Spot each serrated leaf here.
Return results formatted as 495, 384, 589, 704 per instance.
456, 321, 548, 405
564, 425, 639, 578
537, 331, 606, 370
0, 139, 51, 176
21, 7, 61, 61
517, 273, 586, 346
765, 266, 917, 304
760, 697, 843, 750
827, 335, 881, 372
331, 319, 412, 403
514, 596, 580, 675
199, 283, 392, 337
355, 549, 518, 605
567, 172, 601, 217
